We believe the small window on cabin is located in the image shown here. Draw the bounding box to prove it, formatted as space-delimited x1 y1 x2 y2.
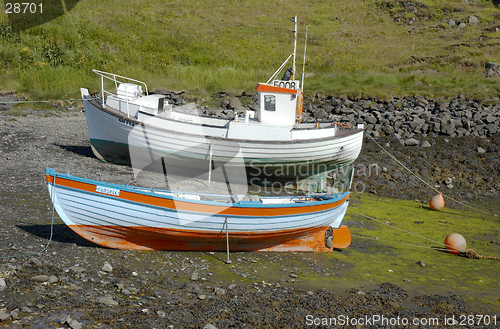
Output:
264 95 276 112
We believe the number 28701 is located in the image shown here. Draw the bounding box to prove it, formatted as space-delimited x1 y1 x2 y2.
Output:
5 3 43 14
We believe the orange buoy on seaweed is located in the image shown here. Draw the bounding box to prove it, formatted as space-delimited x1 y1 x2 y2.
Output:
429 193 445 211
444 233 466 255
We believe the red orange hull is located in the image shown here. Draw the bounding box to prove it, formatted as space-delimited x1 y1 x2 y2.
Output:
69 224 351 252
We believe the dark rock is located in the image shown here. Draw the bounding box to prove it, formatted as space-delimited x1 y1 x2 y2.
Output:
228 97 242 109
99 296 119 306
405 138 420 146
203 324 217 329
184 283 202 294
322 104 335 113
0 311 10 322
383 126 395 135
151 88 171 96
220 99 230 108
485 123 498 135
485 115 497 124
421 141 431 148
31 275 49 282
430 122 440 133
468 15 479 25
10 309 19 320
485 62 500 77
441 123 456 136
313 108 328 119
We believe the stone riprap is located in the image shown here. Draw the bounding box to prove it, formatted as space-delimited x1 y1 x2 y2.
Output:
150 90 500 145
191 94 500 141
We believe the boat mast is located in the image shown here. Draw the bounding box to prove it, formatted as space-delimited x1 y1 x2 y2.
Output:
301 25 308 93
292 16 297 80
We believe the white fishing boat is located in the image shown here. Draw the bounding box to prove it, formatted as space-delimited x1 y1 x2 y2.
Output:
45 167 351 252
80 17 363 186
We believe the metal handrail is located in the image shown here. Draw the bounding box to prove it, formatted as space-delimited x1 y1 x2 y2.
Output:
92 70 149 118
92 69 149 99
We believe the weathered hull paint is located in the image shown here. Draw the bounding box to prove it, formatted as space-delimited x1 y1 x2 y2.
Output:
68 224 351 252
46 168 351 252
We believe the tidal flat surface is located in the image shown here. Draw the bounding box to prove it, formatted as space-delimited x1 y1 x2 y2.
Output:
1 110 499 327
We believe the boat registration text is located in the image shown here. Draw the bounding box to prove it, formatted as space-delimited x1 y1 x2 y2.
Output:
96 186 120 196
118 118 135 127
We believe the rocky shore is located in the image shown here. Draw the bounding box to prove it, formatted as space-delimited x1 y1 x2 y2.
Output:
160 90 500 202
1 97 499 328
150 89 500 141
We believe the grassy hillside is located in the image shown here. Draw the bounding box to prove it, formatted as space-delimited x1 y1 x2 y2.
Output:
1 0 500 100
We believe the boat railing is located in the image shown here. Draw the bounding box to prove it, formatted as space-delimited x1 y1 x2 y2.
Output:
93 70 149 117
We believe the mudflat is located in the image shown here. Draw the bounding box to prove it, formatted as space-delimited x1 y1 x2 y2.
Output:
0 109 499 328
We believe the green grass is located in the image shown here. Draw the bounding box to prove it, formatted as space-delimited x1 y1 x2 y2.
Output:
1 0 500 100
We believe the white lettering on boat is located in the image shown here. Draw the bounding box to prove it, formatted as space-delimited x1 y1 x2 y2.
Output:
96 186 120 196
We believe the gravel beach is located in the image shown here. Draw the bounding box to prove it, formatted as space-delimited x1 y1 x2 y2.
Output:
1 106 499 328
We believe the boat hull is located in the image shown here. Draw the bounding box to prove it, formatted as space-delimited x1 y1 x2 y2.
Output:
83 96 364 182
67 224 351 252
45 168 351 252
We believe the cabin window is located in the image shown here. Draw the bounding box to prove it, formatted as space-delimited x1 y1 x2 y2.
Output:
264 95 276 112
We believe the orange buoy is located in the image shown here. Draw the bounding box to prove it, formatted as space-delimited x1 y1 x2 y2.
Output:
444 233 466 255
429 193 445 211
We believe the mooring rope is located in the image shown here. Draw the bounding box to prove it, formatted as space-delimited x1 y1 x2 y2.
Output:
365 134 497 217
351 234 449 253
348 208 444 246
462 249 500 260
349 207 500 260
0 174 56 259
0 98 86 104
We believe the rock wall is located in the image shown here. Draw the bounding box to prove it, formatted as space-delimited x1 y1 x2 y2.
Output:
302 94 500 142
153 90 500 142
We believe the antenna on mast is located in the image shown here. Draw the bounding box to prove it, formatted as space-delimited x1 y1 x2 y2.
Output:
292 16 297 80
301 25 308 92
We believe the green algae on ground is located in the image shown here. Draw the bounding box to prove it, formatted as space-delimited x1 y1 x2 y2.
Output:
156 193 499 311
108 193 499 311
330 193 500 310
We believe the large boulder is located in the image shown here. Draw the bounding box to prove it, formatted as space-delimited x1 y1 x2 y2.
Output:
468 15 479 25
485 62 500 77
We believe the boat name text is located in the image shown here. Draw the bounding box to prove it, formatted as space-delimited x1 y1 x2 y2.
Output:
118 118 135 127
96 186 120 196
